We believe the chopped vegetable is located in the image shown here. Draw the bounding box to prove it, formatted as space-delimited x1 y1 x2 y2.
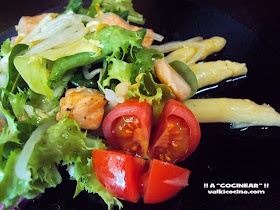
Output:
184 98 280 128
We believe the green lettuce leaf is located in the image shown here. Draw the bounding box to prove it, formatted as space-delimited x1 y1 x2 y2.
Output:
14 56 53 99
0 44 28 110
101 0 145 24
0 116 116 209
102 58 133 87
0 39 12 57
97 26 145 59
169 61 198 99
63 0 144 24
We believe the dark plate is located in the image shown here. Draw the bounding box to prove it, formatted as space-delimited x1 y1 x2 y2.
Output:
1 0 280 209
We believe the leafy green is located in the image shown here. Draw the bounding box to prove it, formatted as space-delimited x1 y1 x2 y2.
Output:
0 38 12 57
70 71 98 88
169 61 198 99
132 48 163 94
14 56 53 99
73 159 123 208
0 150 62 208
0 116 114 209
102 58 133 87
101 0 145 24
0 44 28 110
97 26 145 59
63 0 144 24
49 53 103 86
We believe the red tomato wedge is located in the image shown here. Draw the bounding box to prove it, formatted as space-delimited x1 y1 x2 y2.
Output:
102 99 153 157
142 159 191 204
92 149 145 203
149 99 201 164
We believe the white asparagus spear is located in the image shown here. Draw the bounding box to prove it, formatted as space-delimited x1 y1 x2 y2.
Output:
184 98 280 128
189 60 248 89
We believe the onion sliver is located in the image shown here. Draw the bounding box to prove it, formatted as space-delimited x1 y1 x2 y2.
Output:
146 30 164 42
28 19 70 42
149 37 203 53
185 42 206 65
21 15 53 44
83 67 101 80
55 27 88 48
25 24 84 55
15 121 57 180
74 14 94 22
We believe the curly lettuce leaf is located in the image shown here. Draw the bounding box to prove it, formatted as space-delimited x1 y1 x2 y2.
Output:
102 58 133 87
0 39 12 57
63 0 144 24
73 159 123 209
132 48 163 94
0 150 62 208
97 26 145 59
0 116 114 209
101 0 144 24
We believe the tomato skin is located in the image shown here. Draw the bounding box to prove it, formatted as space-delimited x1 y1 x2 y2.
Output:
102 99 153 157
142 159 191 204
149 99 201 164
92 149 146 203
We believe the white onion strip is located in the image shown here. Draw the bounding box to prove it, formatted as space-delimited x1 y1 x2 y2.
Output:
25 24 85 55
184 42 206 65
15 121 56 180
21 15 53 44
146 30 164 42
83 67 101 80
74 14 94 23
149 37 203 53
55 26 88 48
28 19 70 42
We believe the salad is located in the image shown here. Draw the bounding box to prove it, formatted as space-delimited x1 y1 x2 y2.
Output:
1 0 280 209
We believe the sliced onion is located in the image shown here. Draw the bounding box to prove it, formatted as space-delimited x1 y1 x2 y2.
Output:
21 15 53 44
23 105 35 117
74 14 94 23
41 14 80 32
55 26 88 48
15 121 57 180
185 42 206 65
25 24 85 55
146 30 164 42
83 67 101 80
149 37 203 53
28 19 70 42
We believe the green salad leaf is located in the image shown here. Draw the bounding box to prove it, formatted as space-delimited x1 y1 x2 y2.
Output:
0 39 12 57
0 44 28 110
169 61 198 99
0 115 116 209
63 0 144 24
14 56 53 99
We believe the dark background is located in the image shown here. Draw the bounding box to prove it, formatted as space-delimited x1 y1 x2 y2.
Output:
1 0 280 210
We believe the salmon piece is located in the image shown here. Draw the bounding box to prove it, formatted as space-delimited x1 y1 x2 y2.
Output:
153 59 191 101
56 87 107 130
101 13 155 48
18 13 58 35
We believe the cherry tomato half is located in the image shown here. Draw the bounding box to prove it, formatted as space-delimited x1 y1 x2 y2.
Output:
102 99 153 157
149 99 201 164
142 159 191 204
92 149 145 203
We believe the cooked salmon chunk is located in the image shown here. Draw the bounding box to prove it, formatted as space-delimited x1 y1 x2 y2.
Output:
56 87 107 130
